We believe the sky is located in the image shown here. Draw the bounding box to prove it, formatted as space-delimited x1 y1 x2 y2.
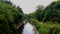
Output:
10 0 56 14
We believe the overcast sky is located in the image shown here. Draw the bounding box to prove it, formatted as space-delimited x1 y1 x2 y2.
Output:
10 0 56 14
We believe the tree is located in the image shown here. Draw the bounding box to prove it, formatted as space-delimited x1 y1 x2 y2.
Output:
0 1 23 34
35 5 45 21
43 1 60 23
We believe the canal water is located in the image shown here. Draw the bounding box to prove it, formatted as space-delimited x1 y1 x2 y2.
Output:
22 22 39 34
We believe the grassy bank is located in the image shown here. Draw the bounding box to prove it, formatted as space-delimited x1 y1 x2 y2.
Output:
29 19 60 34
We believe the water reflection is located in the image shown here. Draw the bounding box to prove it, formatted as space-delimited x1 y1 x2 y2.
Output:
22 23 34 34
22 22 39 34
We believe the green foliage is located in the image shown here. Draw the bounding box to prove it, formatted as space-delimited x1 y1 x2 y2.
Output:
28 6 44 22
0 0 60 34
43 1 60 23
19 1 60 34
0 1 23 34
28 1 60 34
29 19 60 34
28 1 60 23
35 5 45 21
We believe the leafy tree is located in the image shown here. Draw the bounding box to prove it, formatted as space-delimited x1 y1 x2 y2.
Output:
35 5 45 21
43 1 60 23
29 5 45 21
0 0 23 34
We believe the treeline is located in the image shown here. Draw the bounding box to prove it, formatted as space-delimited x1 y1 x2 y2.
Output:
28 1 60 34
0 0 24 34
28 1 60 23
0 0 60 34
